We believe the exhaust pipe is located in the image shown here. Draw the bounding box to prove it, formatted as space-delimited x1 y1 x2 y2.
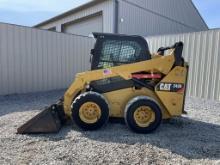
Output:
17 103 66 134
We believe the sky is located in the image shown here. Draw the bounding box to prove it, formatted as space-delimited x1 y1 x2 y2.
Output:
0 0 219 29
0 0 90 26
193 0 220 28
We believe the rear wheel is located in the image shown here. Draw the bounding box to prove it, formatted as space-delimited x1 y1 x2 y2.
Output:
71 92 109 130
124 96 162 133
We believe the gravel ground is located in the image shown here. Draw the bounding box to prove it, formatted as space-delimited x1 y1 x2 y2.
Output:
0 90 220 165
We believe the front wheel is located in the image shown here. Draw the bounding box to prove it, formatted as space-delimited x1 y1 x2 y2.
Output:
71 91 109 130
124 96 162 134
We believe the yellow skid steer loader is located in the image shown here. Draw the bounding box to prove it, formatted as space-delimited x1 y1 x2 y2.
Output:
17 33 188 134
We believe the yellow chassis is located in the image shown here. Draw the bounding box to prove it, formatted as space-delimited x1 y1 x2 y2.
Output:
64 50 188 119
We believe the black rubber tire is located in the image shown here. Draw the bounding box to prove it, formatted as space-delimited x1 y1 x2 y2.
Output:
71 91 109 130
124 97 162 134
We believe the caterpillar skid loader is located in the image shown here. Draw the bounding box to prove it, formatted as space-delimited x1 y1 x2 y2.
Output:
17 33 188 134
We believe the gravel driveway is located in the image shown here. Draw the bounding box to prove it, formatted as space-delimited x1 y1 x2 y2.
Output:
0 90 220 165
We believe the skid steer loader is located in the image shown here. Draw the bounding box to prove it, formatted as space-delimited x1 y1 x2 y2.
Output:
17 33 188 134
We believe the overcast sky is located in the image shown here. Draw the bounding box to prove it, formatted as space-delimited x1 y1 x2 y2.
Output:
0 0 219 29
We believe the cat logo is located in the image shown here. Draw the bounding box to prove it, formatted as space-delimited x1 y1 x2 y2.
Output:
159 83 172 91
157 83 184 92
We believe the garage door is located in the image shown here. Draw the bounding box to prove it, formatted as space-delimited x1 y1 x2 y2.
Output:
62 14 103 36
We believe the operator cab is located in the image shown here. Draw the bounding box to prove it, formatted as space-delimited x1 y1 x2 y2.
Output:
89 33 185 93
91 33 151 70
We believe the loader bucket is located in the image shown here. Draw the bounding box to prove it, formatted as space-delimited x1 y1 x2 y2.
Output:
17 105 64 134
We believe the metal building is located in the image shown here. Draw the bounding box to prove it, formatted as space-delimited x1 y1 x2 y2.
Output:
35 0 208 37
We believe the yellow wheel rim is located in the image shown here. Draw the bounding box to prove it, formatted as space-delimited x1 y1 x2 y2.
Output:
79 102 101 124
133 106 155 127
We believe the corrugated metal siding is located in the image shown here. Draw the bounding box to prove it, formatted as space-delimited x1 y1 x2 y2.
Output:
1 23 220 102
118 0 207 36
146 29 220 101
39 0 114 34
0 23 94 95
